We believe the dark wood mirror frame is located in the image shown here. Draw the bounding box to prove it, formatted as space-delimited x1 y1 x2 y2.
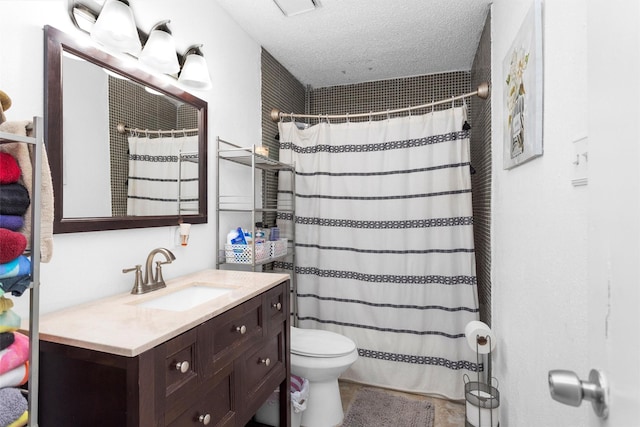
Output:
44 25 208 234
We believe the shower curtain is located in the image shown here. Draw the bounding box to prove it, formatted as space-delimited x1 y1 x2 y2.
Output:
277 105 480 399
127 135 198 216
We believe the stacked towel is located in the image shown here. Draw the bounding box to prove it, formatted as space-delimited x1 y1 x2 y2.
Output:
0 333 14 351
0 311 19 333
0 120 54 263
0 297 13 313
0 332 28 374
0 361 28 389
0 216 23 232
0 276 30 297
0 388 27 427
0 184 29 217
0 153 20 185
0 148 31 302
0 256 30 279
0 93 30 427
0 229 26 264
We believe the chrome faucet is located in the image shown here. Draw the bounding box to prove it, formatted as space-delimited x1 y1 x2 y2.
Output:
123 247 176 294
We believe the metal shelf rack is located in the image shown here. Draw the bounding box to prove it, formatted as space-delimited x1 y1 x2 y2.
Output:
215 136 297 318
0 116 43 427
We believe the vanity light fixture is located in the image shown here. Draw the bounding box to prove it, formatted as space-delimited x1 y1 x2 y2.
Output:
273 0 320 17
90 0 142 55
138 20 180 75
178 45 212 90
68 0 212 90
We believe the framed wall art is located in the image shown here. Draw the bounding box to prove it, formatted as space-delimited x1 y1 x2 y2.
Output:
503 0 544 169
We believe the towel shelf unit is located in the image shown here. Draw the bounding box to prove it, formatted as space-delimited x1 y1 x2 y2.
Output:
215 136 298 324
0 116 44 427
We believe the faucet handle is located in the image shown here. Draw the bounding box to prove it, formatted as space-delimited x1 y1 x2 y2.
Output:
154 260 169 288
123 265 144 294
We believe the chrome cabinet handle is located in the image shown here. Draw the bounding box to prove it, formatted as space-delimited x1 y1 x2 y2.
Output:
235 325 247 334
272 302 282 311
175 361 189 373
260 358 271 367
198 413 211 425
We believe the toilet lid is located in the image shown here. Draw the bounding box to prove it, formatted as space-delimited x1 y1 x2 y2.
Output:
291 327 357 358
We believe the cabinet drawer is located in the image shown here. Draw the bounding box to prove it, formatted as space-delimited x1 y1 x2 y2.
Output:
166 363 235 427
199 295 263 375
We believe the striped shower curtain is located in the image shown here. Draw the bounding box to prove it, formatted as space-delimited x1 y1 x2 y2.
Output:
277 105 480 399
127 135 198 216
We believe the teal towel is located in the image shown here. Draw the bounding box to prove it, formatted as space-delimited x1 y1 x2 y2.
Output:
0 387 27 426
0 256 30 279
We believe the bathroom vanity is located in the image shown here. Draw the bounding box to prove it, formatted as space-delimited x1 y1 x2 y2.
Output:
36 269 290 427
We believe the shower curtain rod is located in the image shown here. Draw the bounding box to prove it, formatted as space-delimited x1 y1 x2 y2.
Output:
116 123 199 136
270 82 490 122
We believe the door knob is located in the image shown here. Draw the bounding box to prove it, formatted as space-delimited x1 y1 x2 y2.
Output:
548 369 609 418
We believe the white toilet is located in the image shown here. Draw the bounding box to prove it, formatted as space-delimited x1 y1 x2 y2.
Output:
290 326 358 427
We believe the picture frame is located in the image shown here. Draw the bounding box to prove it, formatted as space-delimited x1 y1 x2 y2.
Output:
503 0 544 170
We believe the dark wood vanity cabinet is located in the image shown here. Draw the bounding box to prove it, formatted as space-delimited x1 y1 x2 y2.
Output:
38 281 290 427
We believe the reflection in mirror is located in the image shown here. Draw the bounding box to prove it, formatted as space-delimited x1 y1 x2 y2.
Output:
45 26 208 233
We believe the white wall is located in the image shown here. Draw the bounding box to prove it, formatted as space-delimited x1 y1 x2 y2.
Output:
491 0 590 426
0 1 262 317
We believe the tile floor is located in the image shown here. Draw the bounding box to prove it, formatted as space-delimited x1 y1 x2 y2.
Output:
338 380 466 427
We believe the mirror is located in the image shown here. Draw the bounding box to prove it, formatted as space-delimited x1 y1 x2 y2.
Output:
44 25 208 233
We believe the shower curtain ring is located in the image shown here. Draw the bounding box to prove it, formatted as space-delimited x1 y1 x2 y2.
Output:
369 111 373 122
346 113 349 123
183 129 187 137
387 109 391 120
290 112 294 123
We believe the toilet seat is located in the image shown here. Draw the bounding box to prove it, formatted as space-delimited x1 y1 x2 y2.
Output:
291 327 357 358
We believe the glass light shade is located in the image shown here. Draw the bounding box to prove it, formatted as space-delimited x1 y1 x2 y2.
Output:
90 0 142 55
138 29 180 75
178 53 212 90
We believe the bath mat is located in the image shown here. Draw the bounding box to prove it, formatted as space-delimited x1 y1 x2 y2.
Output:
342 387 434 427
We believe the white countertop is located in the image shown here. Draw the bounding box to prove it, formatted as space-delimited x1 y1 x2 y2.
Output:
37 269 290 357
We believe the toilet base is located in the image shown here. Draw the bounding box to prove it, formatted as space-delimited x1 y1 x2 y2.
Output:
301 378 344 427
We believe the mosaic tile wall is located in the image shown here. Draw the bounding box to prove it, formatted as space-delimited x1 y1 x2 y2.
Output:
261 49 306 229
108 78 198 216
470 14 492 326
307 71 471 122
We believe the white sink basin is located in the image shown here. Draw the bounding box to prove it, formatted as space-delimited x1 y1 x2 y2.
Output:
137 284 234 312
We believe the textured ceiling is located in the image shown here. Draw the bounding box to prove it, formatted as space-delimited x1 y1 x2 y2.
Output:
214 0 492 88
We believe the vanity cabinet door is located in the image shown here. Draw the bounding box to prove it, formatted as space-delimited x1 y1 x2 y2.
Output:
241 330 286 418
